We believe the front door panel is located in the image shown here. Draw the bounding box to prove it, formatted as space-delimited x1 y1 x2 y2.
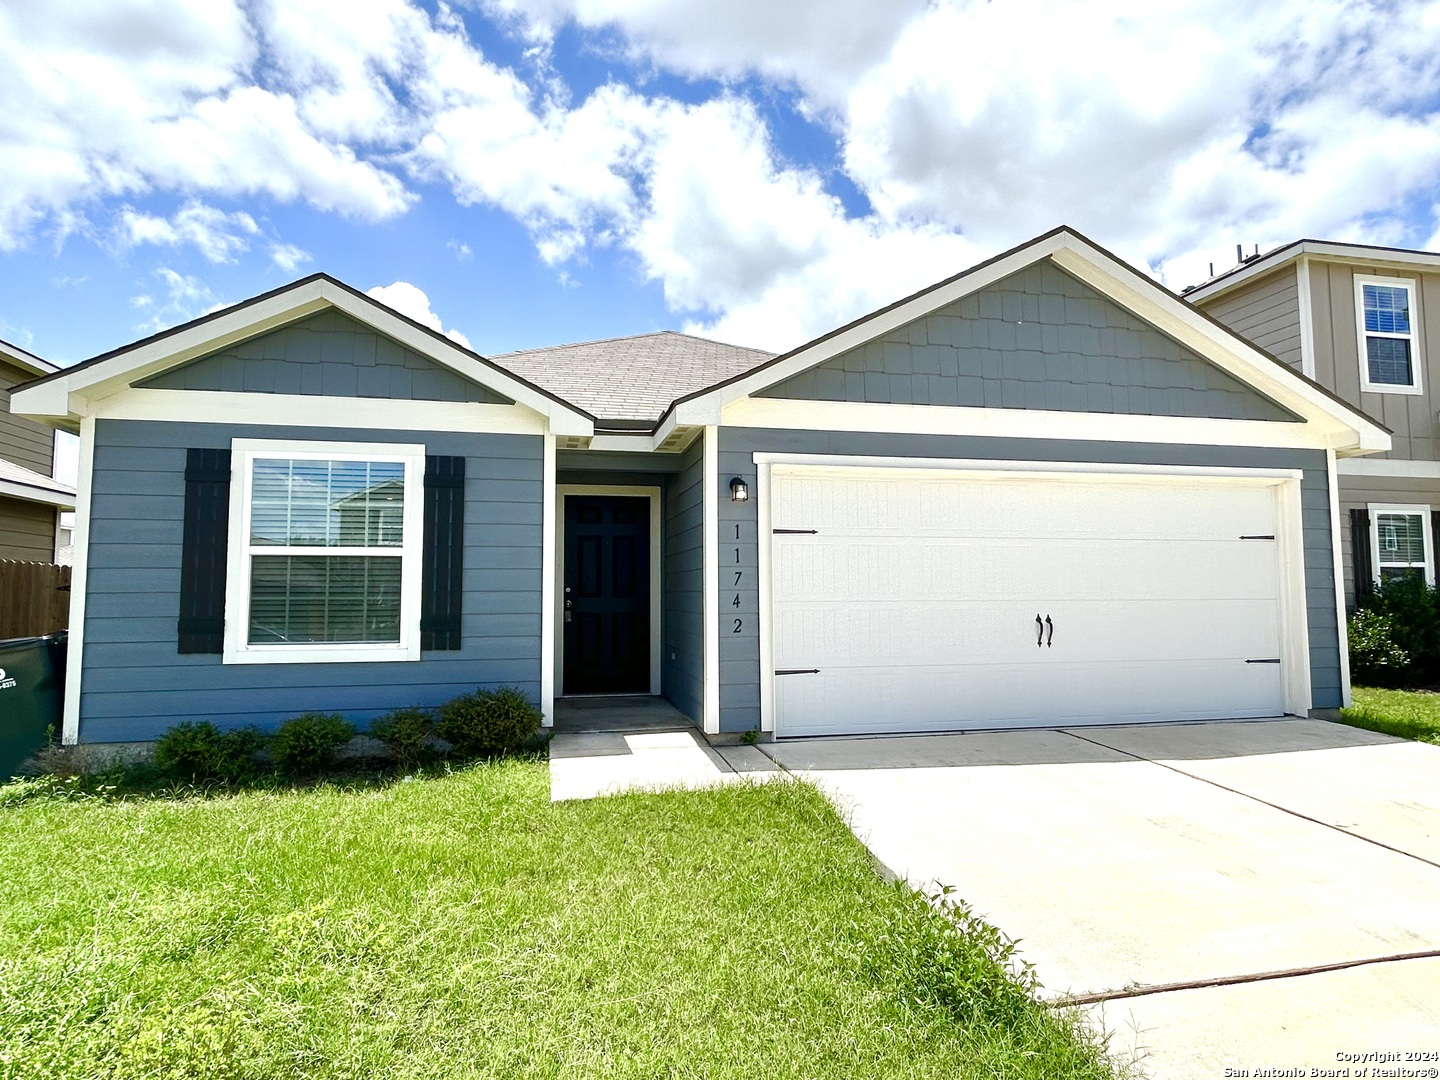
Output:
564 495 650 694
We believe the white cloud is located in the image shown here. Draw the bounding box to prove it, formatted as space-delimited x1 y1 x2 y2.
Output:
132 266 223 333
366 280 473 349
447 239 473 260
117 201 259 262
269 242 311 272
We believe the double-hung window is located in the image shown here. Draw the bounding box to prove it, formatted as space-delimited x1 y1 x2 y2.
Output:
1368 504 1434 587
224 440 426 663
1356 276 1422 394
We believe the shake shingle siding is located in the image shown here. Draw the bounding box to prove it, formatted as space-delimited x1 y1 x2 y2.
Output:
80 419 543 742
140 309 511 403
759 261 1298 422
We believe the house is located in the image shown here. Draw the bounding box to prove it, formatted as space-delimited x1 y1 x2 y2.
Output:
0 338 75 563
1187 241 1440 608
11 227 1388 746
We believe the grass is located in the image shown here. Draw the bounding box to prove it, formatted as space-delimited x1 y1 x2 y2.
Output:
1341 686 1440 746
0 759 1120 1079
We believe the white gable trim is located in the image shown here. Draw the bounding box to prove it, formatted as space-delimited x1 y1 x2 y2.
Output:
672 230 1387 455
11 277 594 437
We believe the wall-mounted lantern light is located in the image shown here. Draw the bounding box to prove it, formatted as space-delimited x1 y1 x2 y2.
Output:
729 476 750 503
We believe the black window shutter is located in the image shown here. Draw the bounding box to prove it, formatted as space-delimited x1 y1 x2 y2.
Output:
1350 507 1373 606
178 448 232 653
421 455 465 651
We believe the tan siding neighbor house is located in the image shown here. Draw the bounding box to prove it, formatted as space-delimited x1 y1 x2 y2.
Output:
1189 242 1440 606
0 340 75 563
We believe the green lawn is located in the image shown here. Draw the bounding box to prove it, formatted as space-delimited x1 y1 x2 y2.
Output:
1342 686 1440 746
0 760 1119 1079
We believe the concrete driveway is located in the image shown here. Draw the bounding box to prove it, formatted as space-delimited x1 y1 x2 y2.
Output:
766 719 1440 1080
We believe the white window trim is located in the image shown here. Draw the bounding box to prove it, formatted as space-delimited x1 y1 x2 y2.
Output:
1355 275 1422 396
1367 503 1434 587
224 438 427 664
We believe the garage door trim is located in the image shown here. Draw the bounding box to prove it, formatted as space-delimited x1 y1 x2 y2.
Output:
753 453 1311 736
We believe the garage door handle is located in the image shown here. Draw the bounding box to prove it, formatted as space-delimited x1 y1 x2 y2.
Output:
1045 615 1054 647
1036 614 1044 647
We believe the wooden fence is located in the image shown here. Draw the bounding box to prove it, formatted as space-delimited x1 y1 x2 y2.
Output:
0 560 71 639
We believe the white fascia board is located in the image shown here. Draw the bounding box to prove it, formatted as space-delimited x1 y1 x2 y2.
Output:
13 283 332 422
1336 457 1440 478
11 278 595 438
1048 242 1389 453
0 340 58 377
92 388 549 435
0 479 75 508
677 229 1385 456
723 394 1350 452
1188 241 1440 304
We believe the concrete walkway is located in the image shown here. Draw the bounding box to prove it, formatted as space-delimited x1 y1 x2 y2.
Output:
766 719 1440 1080
549 728 779 801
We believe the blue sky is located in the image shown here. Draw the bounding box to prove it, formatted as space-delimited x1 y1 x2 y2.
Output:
4 0 1440 381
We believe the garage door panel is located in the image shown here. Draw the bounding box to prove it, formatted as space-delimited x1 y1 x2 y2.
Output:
775 537 1277 603
770 468 1293 737
774 660 1284 737
775 475 1276 542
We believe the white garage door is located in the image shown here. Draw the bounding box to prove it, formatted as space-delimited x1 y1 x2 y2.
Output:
769 467 1291 737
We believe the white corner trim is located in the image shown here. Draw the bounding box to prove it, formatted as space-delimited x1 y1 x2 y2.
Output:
91 388 550 435
1296 256 1316 380
725 396 1345 451
552 485 664 698
755 461 775 733
1327 449 1352 708
1366 502 1436 588
1354 274 1423 397
60 415 95 745
1336 457 1440 478
1275 476 1314 717
702 425 720 734
223 439 427 664
540 435 557 726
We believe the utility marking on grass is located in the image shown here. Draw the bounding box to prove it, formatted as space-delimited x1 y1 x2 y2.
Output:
1060 727 1440 874
1050 947 1440 1007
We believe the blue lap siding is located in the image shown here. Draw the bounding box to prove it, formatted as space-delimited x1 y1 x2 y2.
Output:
79 419 542 742
715 428 1342 734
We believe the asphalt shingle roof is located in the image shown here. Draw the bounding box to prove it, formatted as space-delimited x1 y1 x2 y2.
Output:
492 330 775 424
0 458 76 502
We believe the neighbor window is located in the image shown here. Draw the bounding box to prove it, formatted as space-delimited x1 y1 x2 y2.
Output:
1368 504 1434 587
1356 276 1421 394
224 439 425 663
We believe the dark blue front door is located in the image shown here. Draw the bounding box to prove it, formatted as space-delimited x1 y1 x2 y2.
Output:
563 495 650 694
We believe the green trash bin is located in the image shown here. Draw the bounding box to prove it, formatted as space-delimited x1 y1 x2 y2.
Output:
0 631 67 777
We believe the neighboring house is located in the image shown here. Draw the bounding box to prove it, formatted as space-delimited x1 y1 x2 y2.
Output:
1187 241 1440 608
11 227 1388 747
0 338 75 562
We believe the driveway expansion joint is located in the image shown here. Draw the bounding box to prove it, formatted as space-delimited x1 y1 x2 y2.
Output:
1049 947 1440 1007
1059 727 1440 873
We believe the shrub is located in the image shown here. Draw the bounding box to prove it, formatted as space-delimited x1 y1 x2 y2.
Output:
1355 575 1440 686
1348 608 1411 687
270 712 355 774
436 686 542 758
370 706 436 769
154 721 263 780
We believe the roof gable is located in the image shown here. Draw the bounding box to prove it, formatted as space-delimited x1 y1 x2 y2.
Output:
10 274 594 436
662 226 1388 454
758 260 1297 422
139 309 511 404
